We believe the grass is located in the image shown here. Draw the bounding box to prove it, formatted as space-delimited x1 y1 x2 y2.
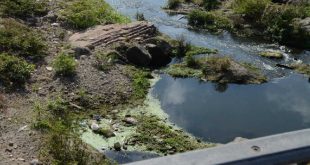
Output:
291 63 310 77
61 0 130 29
33 98 107 164
0 18 47 60
134 115 209 155
132 69 151 100
232 0 271 20
95 51 120 72
165 64 202 78
0 0 48 19
188 10 232 32
0 53 34 87
53 53 77 76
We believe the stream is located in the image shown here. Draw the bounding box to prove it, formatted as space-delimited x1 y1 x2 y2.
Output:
103 0 310 163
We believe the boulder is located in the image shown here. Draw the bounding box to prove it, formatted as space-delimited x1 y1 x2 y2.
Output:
125 45 152 67
146 44 172 67
285 17 310 49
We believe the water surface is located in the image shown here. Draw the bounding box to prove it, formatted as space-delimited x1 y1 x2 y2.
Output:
106 0 310 143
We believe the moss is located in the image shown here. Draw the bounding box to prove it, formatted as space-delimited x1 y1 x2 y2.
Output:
0 0 48 19
186 45 218 56
0 53 34 87
131 69 152 100
134 116 210 155
188 10 233 32
165 63 202 78
291 63 310 77
61 0 130 29
259 51 283 59
166 56 267 84
0 18 47 60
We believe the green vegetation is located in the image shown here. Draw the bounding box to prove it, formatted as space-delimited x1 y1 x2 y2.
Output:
0 18 47 59
166 0 182 9
291 63 310 77
259 51 283 59
135 116 209 154
188 10 232 31
260 4 309 45
131 69 151 100
61 0 130 29
166 56 266 84
0 53 34 86
202 0 221 11
95 51 120 72
232 0 270 20
33 98 107 164
166 64 202 78
0 0 48 19
172 36 217 57
53 53 77 76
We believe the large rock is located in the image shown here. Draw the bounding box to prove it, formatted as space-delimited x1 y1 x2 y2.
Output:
69 21 157 50
125 45 152 67
285 17 310 49
146 44 172 67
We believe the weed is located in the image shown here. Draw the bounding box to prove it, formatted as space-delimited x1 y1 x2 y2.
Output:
53 53 77 76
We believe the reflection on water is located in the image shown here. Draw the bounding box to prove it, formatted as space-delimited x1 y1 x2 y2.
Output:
104 151 158 164
153 74 310 143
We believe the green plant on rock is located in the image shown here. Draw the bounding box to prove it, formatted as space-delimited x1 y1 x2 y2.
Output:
0 0 48 19
0 18 47 59
61 0 129 29
53 53 77 76
0 53 34 86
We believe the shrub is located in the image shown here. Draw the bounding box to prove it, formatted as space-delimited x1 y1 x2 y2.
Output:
261 4 308 43
166 0 182 9
0 53 34 86
53 53 77 76
61 0 129 29
0 0 48 18
188 10 232 31
232 0 271 20
0 19 47 59
202 0 221 11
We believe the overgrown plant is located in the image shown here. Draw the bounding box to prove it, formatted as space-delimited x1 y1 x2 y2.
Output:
53 53 77 76
61 0 129 29
0 0 48 19
0 18 47 59
0 53 34 86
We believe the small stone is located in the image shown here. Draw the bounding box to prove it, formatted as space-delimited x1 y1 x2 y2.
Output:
90 122 100 131
9 142 14 146
18 158 25 162
46 67 53 71
123 117 138 125
5 148 12 152
51 23 59 27
114 142 122 151
30 159 41 165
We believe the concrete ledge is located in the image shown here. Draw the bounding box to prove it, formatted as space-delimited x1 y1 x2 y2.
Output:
126 129 310 165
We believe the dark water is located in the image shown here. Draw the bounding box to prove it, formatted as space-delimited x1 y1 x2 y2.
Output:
105 0 310 143
104 151 158 164
152 74 310 143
